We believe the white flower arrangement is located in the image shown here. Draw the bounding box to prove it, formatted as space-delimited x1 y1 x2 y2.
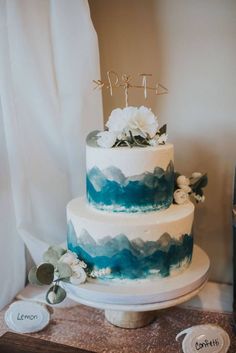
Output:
174 172 208 205
59 251 87 285
28 246 112 305
97 106 167 148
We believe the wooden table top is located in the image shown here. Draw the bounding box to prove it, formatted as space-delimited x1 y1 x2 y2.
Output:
0 304 236 353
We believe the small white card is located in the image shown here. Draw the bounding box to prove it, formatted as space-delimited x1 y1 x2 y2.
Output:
176 324 230 353
5 300 50 333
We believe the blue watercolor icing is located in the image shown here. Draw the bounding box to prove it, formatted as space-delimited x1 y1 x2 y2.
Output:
86 161 174 213
67 221 193 280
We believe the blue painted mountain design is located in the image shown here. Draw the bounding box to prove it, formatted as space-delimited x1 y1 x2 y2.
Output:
86 161 174 212
67 221 193 280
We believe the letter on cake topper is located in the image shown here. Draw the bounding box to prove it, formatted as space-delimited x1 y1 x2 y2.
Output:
93 71 168 107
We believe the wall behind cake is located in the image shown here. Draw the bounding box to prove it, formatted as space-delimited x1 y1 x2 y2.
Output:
89 0 236 283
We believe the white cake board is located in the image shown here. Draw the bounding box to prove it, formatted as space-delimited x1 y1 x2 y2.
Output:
64 245 210 328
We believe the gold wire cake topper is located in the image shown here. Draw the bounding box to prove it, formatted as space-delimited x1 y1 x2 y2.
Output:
93 71 168 107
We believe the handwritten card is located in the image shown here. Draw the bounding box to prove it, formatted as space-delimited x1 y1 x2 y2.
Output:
176 324 230 353
5 301 50 333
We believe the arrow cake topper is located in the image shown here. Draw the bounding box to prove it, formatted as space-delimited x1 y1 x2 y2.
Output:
93 71 168 107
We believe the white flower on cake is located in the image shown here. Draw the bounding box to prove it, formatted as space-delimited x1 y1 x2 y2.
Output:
70 263 87 285
179 184 192 193
59 251 79 266
127 106 158 138
174 189 189 205
177 175 190 187
97 106 165 148
106 106 138 137
59 250 87 285
97 131 117 148
174 172 207 205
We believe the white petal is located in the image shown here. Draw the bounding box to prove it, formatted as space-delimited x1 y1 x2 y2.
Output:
97 131 117 148
174 189 189 205
59 251 78 266
177 175 190 186
70 266 87 285
179 185 192 193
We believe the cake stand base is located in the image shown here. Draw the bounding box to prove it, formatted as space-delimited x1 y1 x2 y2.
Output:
105 310 157 329
64 245 210 328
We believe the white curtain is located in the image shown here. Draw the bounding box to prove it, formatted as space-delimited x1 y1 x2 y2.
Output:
0 0 103 309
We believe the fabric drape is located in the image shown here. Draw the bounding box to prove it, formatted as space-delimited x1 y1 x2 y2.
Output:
0 0 103 309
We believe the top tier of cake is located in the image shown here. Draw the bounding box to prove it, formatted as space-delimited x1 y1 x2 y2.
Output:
86 131 174 213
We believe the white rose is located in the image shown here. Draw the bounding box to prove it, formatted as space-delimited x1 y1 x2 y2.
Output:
177 175 190 187
70 264 87 285
106 107 137 135
192 172 202 179
174 189 189 205
178 185 192 193
59 251 78 266
157 133 168 144
128 106 159 138
97 131 117 148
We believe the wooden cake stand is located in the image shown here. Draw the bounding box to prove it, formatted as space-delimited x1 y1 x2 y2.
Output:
64 245 210 329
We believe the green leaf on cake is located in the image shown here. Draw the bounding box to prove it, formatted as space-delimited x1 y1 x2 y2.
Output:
57 262 73 279
191 174 208 193
49 245 67 258
158 124 167 135
43 246 66 266
28 266 44 286
43 249 59 266
36 263 54 285
46 285 66 305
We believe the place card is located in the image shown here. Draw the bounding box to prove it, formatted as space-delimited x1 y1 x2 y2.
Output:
5 300 50 333
176 324 230 353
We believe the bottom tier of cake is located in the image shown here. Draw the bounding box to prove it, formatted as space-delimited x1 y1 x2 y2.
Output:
67 197 194 280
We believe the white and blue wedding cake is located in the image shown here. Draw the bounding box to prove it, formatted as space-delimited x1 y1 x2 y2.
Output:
67 106 207 281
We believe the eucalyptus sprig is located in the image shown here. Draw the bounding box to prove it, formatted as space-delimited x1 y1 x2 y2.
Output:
28 246 112 305
28 246 86 305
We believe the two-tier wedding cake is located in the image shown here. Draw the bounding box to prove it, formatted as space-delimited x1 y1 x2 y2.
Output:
67 106 206 281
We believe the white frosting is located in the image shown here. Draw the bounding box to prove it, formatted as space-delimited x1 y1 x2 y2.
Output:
86 132 174 176
67 197 194 241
